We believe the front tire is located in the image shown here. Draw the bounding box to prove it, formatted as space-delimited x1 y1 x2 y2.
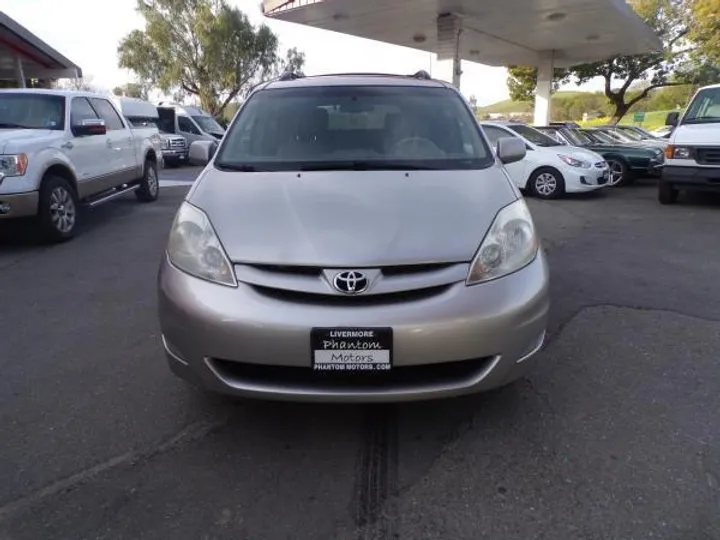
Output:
136 158 159 202
606 158 631 187
658 181 679 205
38 175 78 243
528 167 565 199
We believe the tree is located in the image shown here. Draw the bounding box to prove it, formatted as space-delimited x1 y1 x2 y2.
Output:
507 0 692 123
118 0 304 118
688 0 720 62
112 82 150 100
56 75 101 92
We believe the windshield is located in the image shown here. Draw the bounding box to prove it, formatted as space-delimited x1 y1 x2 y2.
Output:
682 87 720 124
192 115 224 133
507 124 564 147
126 115 158 129
582 130 612 144
561 128 592 146
0 93 65 130
616 127 643 141
598 129 631 143
215 85 493 171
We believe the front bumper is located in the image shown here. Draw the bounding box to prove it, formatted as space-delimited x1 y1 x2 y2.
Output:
162 149 188 161
158 252 550 403
647 160 664 177
563 165 608 193
0 191 39 219
662 165 720 192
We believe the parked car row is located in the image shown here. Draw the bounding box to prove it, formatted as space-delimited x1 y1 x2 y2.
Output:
115 99 225 168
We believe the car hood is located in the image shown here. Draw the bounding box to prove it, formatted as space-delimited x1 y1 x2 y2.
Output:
0 129 57 153
188 167 517 267
586 143 655 156
548 146 604 163
671 123 720 145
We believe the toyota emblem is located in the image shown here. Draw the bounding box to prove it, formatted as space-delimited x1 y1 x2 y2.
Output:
332 271 369 294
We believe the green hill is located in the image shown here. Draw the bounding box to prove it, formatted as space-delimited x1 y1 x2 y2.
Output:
477 91 588 114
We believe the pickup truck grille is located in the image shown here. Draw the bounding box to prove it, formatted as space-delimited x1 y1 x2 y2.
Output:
170 138 186 150
696 147 720 165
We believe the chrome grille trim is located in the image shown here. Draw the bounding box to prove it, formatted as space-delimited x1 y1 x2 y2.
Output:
234 262 470 297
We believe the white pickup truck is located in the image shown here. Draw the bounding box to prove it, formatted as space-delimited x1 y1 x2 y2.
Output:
0 89 162 241
660 83 720 204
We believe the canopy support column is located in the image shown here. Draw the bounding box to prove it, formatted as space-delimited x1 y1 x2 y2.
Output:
533 51 554 125
434 13 463 88
16 55 26 88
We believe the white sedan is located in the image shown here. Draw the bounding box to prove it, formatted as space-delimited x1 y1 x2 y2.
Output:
480 121 609 199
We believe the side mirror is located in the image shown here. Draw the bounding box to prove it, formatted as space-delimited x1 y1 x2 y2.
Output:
666 111 680 127
188 140 218 166
72 118 106 137
497 137 526 164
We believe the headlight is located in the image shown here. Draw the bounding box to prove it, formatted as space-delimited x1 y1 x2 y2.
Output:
163 139 171 149
666 146 691 159
166 202 237 287
558 154 591 168
466 199 539 285
0 154 29 177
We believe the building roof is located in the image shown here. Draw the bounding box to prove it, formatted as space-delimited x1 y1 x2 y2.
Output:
0 11 82 80
262 0 662 68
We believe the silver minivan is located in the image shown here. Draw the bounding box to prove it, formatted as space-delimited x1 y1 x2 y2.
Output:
158 72 550 403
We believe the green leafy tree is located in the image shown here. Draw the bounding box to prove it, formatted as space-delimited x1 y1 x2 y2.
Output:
688 0 720 62
112 82 150 100
507 0 692 124
117 0 304 118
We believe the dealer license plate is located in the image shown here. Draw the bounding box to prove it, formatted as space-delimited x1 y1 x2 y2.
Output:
311 328 393 372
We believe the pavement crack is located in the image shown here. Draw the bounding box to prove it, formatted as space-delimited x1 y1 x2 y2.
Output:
351 406 399 540
0 416 227 521
545 302 720 347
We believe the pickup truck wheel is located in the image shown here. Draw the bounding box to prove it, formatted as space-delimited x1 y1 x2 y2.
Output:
658 181 679 205
38 176 78 243
136 159 159 202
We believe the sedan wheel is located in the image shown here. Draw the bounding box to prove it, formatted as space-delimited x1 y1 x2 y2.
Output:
530 168 565 199
606 159 628 187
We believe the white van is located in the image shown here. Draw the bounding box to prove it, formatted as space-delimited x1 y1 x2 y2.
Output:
112 97 189 167
156 103 225 146
660 83 720 204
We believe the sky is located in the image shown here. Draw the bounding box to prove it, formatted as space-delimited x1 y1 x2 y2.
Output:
3 0 604 106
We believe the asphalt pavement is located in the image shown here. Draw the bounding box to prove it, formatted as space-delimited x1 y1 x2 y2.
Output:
1 171 719 540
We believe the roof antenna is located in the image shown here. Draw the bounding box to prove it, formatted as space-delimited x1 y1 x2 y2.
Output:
410 70 432 80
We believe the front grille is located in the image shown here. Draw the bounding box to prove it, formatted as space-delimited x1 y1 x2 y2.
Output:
251 264 322 277
210 356 495 390
381 263 454 277
696 147 720 165
170 138 186 150
250 283 451 305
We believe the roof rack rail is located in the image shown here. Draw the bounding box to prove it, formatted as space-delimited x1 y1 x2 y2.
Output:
278 70 304 81
410 70 432 80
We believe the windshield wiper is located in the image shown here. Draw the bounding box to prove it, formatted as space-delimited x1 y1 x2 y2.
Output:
0 122 33 129
299 161 438 171
214 162 262 172
683 116 720 124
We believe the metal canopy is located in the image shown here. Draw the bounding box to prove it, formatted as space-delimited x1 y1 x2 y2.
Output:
0 11 82 81
262 0 662 68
